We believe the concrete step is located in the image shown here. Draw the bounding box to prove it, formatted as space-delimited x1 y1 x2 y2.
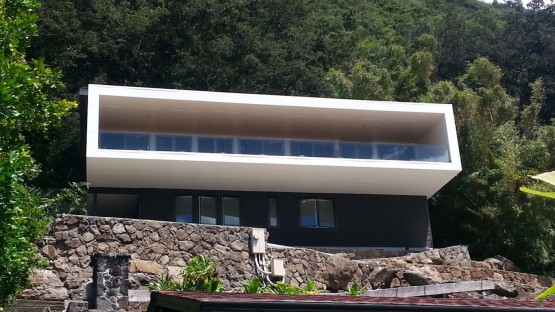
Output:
364 280 495 298
6 299 65 312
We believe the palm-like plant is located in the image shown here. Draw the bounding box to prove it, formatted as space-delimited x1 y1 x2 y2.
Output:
520 171 555 199
148 272 178 291
149 255 224 292
520 171 555 304
242 276 263 293
347 282 368 296
181 255 224 292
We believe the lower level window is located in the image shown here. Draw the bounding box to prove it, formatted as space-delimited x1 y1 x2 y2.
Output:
268 198 279 227
199 196 217 225
222 197 240 225
175 196 193 223
300 199 335 228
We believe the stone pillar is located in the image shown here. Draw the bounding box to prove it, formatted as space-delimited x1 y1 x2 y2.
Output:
91 253 130 310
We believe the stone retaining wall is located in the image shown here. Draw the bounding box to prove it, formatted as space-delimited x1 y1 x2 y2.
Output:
23 215 259 301
20 215 554 304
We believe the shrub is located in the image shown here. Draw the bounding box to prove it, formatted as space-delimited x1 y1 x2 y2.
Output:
149 255 224 292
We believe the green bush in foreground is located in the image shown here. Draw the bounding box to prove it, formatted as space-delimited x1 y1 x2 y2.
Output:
520 171 555 304
241 276 322 295
149 255 224 292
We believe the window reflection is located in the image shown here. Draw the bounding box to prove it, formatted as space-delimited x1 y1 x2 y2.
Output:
99 132 449 163
199 196 217 225
291 141 334 157
300 199 335 228
99 133 149 150
156 135 192 152
377 143 416 161
175 196 193 223
199 137 232 153
222 197 240 226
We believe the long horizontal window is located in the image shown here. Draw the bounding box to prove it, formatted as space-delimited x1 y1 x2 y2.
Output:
98 131 450 163
156 135 192 152
100 133 150 150
291 141 334 157
240 139 284 155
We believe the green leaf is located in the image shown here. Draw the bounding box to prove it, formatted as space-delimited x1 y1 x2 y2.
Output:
529 172 555 186
536 284 555 304
519 187 555 199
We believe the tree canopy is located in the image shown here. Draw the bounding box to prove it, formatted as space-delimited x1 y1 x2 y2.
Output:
0 0 75 304
8 0 555 276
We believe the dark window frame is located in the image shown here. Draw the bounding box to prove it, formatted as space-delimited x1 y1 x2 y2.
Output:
299 198 336 228
175 195 194 223
268 198 279 228
173 194 241 226
222 196 241 226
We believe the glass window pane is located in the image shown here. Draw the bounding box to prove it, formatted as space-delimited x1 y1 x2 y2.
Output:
415 144 449 162
198 137 215 153
222 197 240 226
175 136 192 152
125 134 150 150
301 142 313 157
175 196 193 223
240 139 263 155
290 141 303 156
300 199 317 227
199 196 217 225
313 142 334 157
156 135 173 151
396 144 415 161
94 194 137 218
317 199 335 228
99 133 125 149
377 143 396 160
268 198 278 227
356 144 374 159
340 143 356 158
216 138 233 153
378 143 415 160
263 140 284 155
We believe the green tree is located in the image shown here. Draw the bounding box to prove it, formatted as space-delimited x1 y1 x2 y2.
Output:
428 60 555 274
0 0 75 305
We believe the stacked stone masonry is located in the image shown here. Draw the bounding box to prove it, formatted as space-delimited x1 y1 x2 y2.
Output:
21 215 555 306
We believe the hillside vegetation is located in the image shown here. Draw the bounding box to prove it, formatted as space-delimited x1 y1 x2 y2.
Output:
25 0 555 274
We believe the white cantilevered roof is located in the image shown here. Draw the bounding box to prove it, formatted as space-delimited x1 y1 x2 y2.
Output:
86 84 461 197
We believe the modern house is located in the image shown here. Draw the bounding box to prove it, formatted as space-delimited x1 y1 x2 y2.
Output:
82 84 461 249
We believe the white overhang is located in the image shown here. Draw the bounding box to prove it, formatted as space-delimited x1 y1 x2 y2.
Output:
86 84 462 197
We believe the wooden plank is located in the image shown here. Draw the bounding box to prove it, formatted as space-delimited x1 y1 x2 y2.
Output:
364 280 496 298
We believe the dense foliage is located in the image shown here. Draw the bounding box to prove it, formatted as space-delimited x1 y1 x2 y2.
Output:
16 0 555 275
0 0 75 305
242 276 321 294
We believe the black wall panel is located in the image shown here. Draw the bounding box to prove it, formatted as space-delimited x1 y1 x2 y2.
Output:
89 187 429 248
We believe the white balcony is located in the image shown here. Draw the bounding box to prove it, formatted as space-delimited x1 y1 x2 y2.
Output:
86 84 461 197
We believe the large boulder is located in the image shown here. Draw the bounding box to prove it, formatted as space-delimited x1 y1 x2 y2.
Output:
493 282 519 298
402 266 443 286
367 267 398 289
494 255 521 272
129 259 164 275
19 269 69 301
324 255 358 291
